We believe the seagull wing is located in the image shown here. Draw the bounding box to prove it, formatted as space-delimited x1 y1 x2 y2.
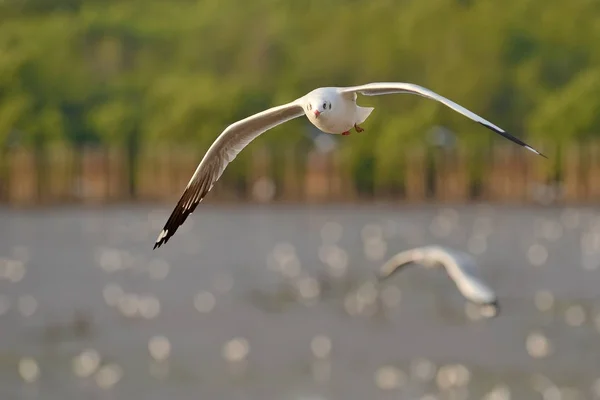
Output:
378 246 497 306
339 82 546 157
423 246 498 305
153 100 305 249
376 249 421 280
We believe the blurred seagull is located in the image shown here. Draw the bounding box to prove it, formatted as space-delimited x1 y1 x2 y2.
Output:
153 82 546 249
377 245 499 312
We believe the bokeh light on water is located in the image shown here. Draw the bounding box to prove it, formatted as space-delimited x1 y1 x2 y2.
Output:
18 357 40 383
72 349 101 378
2 205 600 399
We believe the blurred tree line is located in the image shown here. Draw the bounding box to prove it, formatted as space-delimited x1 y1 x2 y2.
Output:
0 0 599 191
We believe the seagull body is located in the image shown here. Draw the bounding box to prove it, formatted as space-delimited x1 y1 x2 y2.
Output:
153 82 545 249
303 87 374 135
377 245 498 308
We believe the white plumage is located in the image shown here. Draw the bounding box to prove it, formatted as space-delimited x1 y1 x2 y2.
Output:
377 245 498 309
154 83 545 249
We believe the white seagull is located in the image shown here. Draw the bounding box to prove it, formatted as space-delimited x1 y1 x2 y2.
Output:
153 82 545 249
377 245 498 309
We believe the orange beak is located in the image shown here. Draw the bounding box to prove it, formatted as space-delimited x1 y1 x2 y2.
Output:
314 110 321 118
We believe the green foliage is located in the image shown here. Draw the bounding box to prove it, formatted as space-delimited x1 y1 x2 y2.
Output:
0 0 598 174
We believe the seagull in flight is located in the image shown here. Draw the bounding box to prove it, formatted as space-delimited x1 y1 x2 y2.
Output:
153 82 545 249
377 245 498 311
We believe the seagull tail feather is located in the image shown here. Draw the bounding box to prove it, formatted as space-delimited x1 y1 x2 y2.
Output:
356 106 374 125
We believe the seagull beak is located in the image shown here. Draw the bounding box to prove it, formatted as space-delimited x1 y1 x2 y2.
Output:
314 110 320 118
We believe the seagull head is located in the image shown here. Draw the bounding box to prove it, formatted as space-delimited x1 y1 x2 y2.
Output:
307 99 332 119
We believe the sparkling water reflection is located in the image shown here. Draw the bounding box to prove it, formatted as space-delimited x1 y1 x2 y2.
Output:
0 204 599 399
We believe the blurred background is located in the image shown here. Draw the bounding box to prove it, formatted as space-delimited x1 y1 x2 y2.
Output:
1 0 600 399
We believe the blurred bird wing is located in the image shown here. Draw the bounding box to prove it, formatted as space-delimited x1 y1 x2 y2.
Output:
377 249 421 280
153 100 305 249
378 245 497 305
424 246 497 305
339 82 545 157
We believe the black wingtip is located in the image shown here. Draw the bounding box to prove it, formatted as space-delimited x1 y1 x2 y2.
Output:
153 238 168 250
153 229 170 250
477 122 548 159
524 145 548 159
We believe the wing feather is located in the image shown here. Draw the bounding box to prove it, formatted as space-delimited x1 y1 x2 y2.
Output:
153 100 305 249
339 82 546 157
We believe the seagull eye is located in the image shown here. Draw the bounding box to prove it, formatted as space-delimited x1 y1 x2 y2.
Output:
328 103 332 109
308 104 312 111
323 102 327 109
